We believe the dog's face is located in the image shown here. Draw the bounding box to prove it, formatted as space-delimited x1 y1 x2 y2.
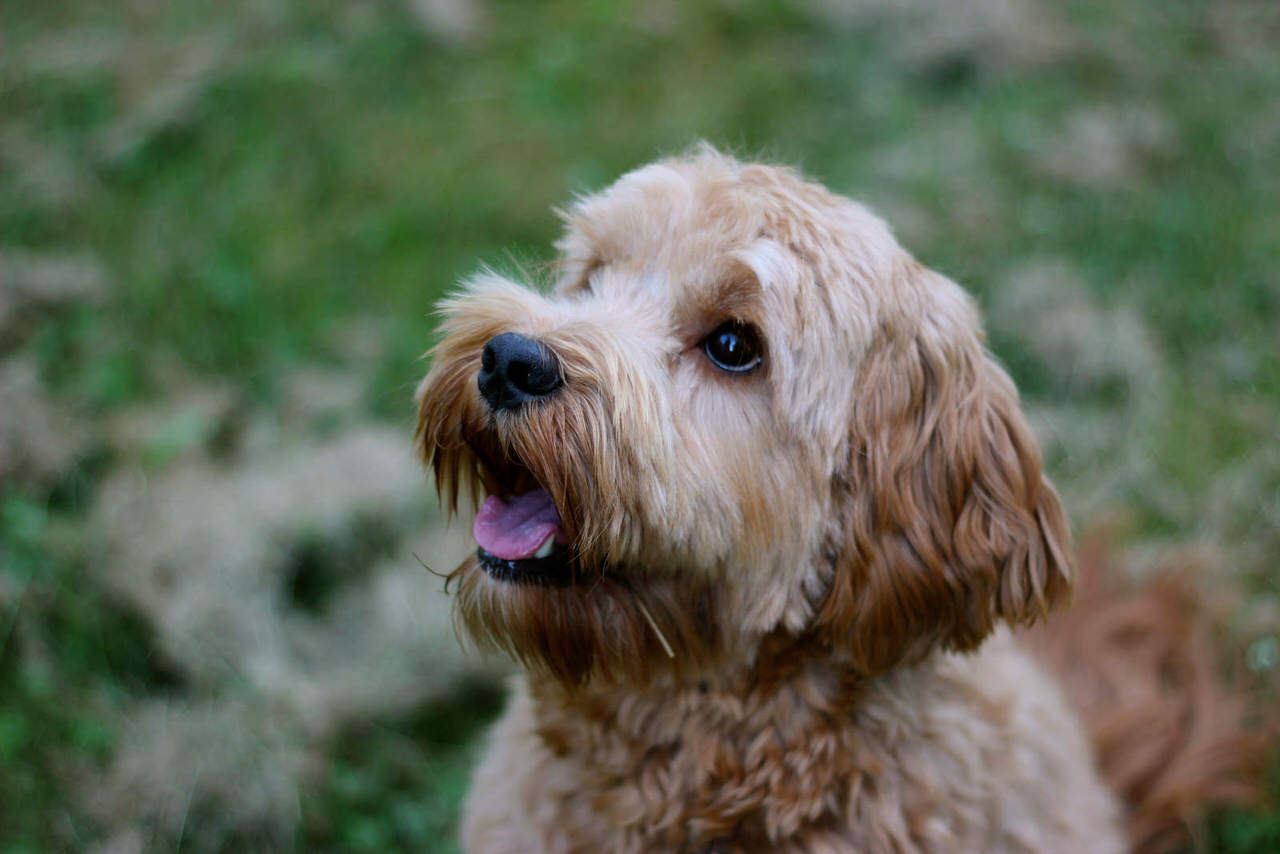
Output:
416 148 1072 684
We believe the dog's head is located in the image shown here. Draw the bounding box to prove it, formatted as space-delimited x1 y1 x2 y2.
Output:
416 147 1071 684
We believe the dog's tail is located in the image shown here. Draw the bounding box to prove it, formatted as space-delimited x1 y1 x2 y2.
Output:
1024 531 1276 854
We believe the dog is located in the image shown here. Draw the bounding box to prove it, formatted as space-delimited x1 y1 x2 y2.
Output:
415 146 1264 853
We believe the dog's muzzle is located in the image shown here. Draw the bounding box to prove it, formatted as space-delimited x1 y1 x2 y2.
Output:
478 332 563 412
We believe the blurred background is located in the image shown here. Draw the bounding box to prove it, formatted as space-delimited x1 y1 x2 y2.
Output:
2 0 1278 851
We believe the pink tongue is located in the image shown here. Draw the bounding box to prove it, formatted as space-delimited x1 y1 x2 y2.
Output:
474 489 564 560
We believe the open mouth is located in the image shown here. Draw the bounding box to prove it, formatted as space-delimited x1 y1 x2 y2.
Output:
473 487 575 586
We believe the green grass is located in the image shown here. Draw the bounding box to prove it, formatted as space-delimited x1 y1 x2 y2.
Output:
302 678 505 854
2 0 1278 850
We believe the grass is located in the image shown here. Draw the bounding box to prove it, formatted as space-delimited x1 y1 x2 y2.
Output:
2 0 1278 850
303 678 505 854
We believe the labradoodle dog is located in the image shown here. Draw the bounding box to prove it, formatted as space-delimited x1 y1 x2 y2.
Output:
415 147 1264 854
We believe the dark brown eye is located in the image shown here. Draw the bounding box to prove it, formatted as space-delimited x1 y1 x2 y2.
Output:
702 321 762 373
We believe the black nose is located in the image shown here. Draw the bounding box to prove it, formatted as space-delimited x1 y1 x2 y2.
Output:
478 332 563 411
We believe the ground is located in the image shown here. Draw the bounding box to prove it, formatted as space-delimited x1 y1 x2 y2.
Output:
0 0 1277 852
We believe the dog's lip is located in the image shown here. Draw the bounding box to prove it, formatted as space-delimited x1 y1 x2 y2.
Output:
472 487 580 586
476 546 576 586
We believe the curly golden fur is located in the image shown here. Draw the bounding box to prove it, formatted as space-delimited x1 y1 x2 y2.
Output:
414 147 1259 853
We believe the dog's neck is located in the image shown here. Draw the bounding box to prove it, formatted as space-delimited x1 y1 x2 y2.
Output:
523 632 891 851
534 630 859 712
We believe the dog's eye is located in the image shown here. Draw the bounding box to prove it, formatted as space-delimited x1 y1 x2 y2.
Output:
702 321 762 373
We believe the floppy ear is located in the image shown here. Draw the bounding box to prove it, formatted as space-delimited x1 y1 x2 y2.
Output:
817 263 1073 675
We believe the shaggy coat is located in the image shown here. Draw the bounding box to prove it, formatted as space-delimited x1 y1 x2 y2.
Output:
416 147 1264 854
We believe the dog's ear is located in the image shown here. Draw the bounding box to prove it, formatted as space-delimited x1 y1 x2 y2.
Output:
817 262 1072 674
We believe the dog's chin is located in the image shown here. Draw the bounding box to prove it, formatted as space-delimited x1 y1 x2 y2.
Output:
448 552 721 685
476 546 577 587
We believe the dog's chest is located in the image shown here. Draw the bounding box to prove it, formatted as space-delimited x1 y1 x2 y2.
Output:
524 670 882 853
